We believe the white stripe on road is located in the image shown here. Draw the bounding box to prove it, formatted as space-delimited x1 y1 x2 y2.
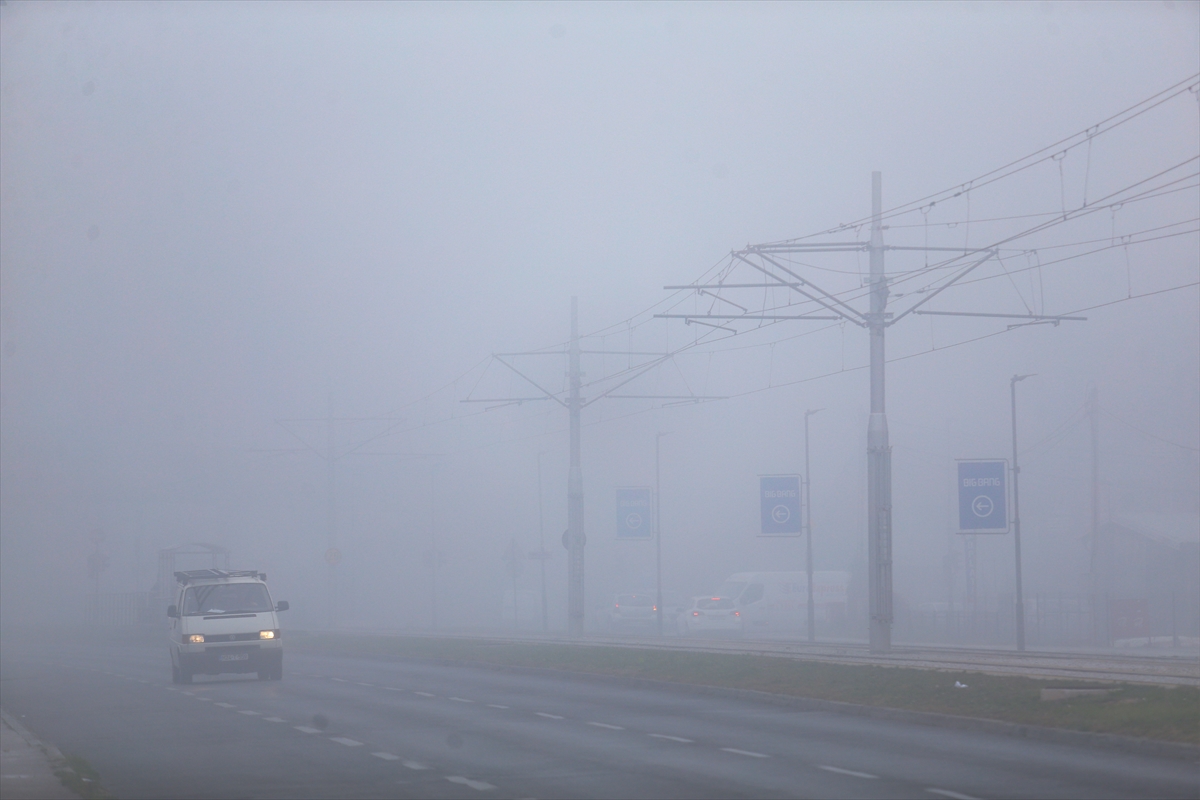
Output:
294 726 322 734
356 682 374 687
535 712 564 719
181 691 194 696
371 752 399 761
449 697 474 703
402 760 429 770
263 717 286 723
926 790 981 800
587 722 624 730
215 703 237 708
237 710 261 716
721 748 769 758
414 691 435 697
385 687 403 691
819 766 878 779
648 733 693 743
485 704 508 709
195 697 211 702
446 776 495 792
331 737 363 747
331 677 348 683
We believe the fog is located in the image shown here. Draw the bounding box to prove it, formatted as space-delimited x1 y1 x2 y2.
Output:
2 1 1197 643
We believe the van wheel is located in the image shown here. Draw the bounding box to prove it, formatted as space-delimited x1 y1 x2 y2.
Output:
171 663 181 684
257 669 270 681
272 661 283 681
180 669 193 684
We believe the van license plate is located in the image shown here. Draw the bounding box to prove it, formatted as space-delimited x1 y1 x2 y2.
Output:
219 653 249 662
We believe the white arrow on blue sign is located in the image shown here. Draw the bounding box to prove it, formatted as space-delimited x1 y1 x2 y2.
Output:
615 487 653 539
759 475 802 536
957 460 1008 533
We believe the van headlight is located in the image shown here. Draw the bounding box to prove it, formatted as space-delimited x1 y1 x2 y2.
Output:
188 634 205 644
259 630 277 640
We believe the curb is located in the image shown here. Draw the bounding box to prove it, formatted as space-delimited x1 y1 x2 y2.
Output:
0 709 66 763
304 647 1200 762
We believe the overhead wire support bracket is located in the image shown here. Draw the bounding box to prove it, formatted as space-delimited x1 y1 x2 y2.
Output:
913 310 1087 322
731 250 868 326
655 313 842 321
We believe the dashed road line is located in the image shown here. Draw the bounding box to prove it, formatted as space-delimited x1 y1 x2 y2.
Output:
295 726 322 734
535 712 564 720
263 717 286 723
722 748 769 758
587 722 624 730
819 765 878 779
446 776 495 792
181 691 195 696
485 704 509 709
195 697 212 702
385 687 404 691
237 710 261 716
648 733 693 743
331 677 348 683
356 682 374 687
372 752 400 761
330 737 363 747
449 697 474 703
414 691 436 697
215 702 237 709
926 790 981 800
402 760 429 771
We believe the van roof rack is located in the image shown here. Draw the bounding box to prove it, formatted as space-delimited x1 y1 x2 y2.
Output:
173 569 265 585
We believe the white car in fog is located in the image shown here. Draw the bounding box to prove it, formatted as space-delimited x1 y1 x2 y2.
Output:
678 596 743 637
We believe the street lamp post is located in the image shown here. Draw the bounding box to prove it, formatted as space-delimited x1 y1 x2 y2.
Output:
1010 373 1034 652
655 432 668 638
804 409 822 643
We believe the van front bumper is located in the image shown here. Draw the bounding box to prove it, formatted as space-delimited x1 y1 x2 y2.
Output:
178 641 282 675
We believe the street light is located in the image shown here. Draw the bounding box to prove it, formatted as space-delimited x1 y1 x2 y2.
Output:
1010 374 1035 652
804 409 822 643
655 432 669 638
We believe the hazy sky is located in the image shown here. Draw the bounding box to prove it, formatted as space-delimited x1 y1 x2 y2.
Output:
2 1 1197 630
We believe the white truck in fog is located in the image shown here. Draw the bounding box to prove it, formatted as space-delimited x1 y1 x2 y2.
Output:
167 569 289 683
713 571 850 636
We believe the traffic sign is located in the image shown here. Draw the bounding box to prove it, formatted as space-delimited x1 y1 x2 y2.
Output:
957 460 1008 533
616 487 653 539
759 475 802 536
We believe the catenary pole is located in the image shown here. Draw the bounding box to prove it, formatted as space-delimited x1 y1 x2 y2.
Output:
655 432 667 637
867 172 894 654
1011 373 1034 651
537 451 549 633
805 409 821 642
567 297 586 637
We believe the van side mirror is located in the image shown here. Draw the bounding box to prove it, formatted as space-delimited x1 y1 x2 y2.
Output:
167 605 178 618
275 601 289 612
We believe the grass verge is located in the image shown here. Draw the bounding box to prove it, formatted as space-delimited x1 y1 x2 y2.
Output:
290 633 1199 744
54 753 114 800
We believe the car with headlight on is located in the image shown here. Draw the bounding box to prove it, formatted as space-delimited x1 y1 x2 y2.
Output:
167 569 289 683
678 596 743 637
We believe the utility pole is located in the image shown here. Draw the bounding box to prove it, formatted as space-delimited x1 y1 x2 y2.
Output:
867 172 893 654
1011 373 1034 652
326 393 338 630
567 297 586 637
804 409 822 643
537 451 549 633
1089 384 1100 575
655 432 667 638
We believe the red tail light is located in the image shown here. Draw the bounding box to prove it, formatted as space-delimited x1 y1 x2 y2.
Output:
653 605 658 611
692 611 700 616
733 611 740 616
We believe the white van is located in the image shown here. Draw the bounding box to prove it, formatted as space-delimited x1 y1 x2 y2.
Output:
167 569 289 683
714 571 849 635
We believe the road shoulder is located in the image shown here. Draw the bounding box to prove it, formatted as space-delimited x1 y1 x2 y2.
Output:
1 709 80 800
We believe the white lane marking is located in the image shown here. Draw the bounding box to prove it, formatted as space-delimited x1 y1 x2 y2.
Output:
819 766 878 779
263 717 287 723
137 679 149 684
215 702 237 708
485 704 509 709
385 687 403 691
402 760 429 770
356 682 374 687
648 733 693 743
181 691 194 696
331 737 363 747
331 677 348 683
372 752 399 761
535 712 564 719
294 726 322 734
446 776 495 792
587 722 624 730
449 697 474 703
414 691 436 697
238 710 261 716
195 697 212 702
926 790 981 800
165 687 178 692
722 748 769 758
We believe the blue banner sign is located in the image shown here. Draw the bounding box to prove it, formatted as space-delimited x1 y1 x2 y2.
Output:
957 460 1008 533
759 475 802 536
616 487 653 539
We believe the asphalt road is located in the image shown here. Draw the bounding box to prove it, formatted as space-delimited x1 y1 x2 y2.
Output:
1 638 1195 800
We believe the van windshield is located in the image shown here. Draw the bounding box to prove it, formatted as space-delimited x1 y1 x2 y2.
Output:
182 583 272 615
